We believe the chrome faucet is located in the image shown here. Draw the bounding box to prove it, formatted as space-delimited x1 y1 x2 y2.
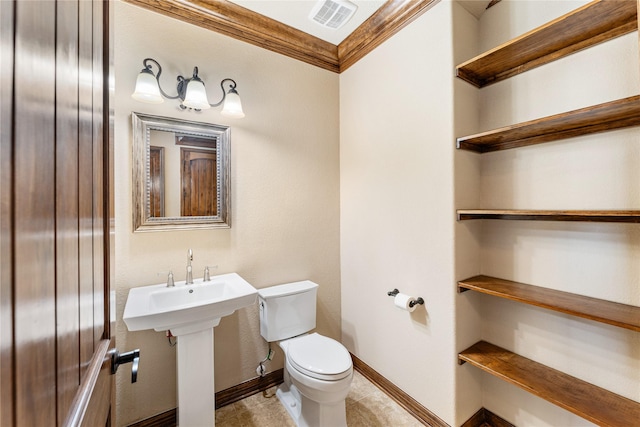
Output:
186 249 194 285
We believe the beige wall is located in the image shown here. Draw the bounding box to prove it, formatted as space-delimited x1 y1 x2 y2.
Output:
458 1 640 426
341 0 639 426
453 1 483 424
113 2 340 425
113 1 639 426
340 1 459 424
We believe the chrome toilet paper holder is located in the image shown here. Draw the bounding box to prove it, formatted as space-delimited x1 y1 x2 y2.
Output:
387 288 424 308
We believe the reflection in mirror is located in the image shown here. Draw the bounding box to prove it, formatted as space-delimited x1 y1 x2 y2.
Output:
148 130 218 218
132 112 230 231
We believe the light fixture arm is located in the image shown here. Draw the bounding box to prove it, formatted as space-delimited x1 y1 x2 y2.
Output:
141 58 181 100
146 61 234 109
209 78 239 108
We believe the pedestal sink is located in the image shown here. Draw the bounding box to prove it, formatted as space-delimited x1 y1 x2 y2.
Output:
123 272 258 426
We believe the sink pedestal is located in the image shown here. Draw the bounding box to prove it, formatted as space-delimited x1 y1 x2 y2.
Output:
176 327 217 426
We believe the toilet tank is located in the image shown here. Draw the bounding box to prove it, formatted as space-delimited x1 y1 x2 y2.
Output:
258 280 318 342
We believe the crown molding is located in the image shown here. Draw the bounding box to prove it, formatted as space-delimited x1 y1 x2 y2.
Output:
338 0 439 72
123 0 439 73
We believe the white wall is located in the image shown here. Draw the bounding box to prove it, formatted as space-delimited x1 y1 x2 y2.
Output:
114 2 341 425
340 1 459 424
457 1 640 425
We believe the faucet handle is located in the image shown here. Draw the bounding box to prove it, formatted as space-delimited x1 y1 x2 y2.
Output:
203 265 218 281
157 271 175 287
167 271 175 287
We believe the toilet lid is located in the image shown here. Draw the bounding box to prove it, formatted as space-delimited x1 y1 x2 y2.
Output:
287 333 352 381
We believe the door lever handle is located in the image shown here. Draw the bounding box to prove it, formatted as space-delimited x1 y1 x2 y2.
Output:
111 349 140 383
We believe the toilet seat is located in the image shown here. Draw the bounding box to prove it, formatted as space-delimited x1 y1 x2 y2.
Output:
287 333 352 381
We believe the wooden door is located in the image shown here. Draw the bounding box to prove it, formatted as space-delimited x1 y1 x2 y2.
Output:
0 1 114 426
181 147 218 216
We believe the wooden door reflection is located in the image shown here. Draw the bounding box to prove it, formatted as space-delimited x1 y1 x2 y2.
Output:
149 146 165 217
181 147 217 216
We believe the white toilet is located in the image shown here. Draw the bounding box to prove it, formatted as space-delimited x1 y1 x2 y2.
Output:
258 280 353 427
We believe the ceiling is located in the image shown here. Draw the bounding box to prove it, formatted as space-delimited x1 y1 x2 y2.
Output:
228 0 386 45
227 0 493 44
458 0 494 19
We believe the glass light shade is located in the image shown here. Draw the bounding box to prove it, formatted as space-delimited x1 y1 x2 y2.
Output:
220 90 245 118
182 79 211 110
131 71 164 104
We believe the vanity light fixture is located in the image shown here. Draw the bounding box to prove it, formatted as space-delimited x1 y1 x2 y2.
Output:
131 58 245 118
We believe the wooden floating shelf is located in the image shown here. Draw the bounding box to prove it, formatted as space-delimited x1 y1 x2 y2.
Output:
456 95 640 153
458 275 640 332
455 0 637 88
459 341 640 427
456 209 640 223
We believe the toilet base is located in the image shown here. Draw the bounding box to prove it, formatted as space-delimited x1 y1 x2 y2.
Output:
276 382 347 427
276 383 302 423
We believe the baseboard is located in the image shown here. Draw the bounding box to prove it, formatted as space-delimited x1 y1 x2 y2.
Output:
127 369 284 427
461 407 515 427
129 359 512 427
350 353 449 427
126 409 176 427
215 368 284 409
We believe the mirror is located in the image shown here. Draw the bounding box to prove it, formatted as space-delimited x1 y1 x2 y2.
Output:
132 112 230 231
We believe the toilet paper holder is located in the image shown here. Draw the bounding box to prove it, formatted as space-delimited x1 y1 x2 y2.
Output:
387 288 424 308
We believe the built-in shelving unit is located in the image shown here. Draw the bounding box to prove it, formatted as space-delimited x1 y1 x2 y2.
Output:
455 0 640 423
458 275 640 332
458 341 640 427
456 209 640 222
455 0 637 88
457 95 640 153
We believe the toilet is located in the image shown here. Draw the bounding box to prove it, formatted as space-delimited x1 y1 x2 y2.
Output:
258 280 353 427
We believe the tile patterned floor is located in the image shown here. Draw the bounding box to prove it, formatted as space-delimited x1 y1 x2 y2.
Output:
215 370 424 426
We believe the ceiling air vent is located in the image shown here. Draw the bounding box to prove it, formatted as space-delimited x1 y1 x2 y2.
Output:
309 0 358 30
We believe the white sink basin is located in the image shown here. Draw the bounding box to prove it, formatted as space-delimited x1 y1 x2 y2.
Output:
123 272 257 336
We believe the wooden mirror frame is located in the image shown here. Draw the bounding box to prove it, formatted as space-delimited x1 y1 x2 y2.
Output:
131 112 231 232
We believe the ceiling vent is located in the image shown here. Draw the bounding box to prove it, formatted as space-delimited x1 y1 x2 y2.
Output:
309 0 358 30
